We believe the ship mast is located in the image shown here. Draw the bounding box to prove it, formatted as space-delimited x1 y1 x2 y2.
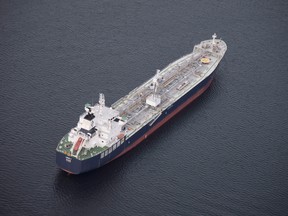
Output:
146 69 161 107
99 93 105 115
212 33 217 45
152 69 160 99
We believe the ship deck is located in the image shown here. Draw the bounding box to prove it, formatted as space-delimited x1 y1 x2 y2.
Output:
112 39 226 139
57 134 108 160
56 38 227 160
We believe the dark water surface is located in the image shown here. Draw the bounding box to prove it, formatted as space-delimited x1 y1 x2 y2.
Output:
1 0 288 215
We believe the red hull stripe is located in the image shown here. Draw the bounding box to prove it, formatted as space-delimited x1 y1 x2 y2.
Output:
111 78 213 161
61 168 74 175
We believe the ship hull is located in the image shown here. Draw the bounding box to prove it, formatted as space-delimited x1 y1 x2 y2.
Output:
56 73 214 174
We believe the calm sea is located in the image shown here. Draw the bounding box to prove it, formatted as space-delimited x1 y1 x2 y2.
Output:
1 0 288 215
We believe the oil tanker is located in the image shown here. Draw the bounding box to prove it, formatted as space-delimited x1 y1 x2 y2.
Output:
56 34 227 174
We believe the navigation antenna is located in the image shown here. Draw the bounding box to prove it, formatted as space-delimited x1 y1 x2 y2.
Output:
99 93 105 115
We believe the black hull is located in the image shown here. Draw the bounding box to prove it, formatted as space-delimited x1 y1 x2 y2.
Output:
56 73 214 174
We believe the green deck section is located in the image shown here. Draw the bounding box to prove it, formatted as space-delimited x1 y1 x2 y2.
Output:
56 134 107 160
77 146 108 160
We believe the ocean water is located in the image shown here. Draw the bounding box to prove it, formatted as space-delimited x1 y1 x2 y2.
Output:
1 0 288 215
